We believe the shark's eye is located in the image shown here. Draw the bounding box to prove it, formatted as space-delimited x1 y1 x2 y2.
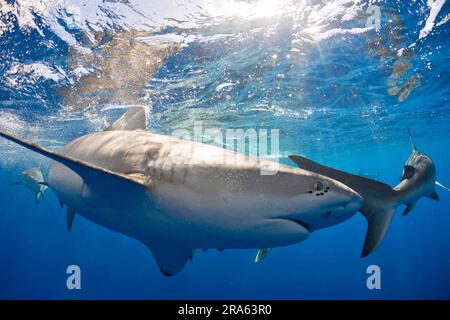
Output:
314 181 324 191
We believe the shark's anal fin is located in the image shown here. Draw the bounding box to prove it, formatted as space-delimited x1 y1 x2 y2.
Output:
255 248 271 263
105 108 147 131
67 208 76 232
427 189 439 201
361 207 395 257
142 241 192 277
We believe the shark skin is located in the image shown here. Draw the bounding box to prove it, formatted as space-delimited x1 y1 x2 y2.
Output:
288 128 439 258
394 128 439 215
0 108 362 276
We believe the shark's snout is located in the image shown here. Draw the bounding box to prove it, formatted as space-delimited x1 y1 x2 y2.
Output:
345 193 363 211
326 177 363 208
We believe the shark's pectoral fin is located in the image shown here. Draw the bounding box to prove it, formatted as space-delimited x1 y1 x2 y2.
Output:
35 192 41 204
105 107 147 131
0 131 150 195
402 202 416 216
255 248 271 263
427 189 439 201
361 207 395 257
142 241 192 277
67 208 76 231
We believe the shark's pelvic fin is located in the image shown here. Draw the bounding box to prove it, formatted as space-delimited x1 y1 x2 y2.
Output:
0 130 149 189
361 207 395 257
289 154 399 257
105 107 147 131
427 189 439 201
255 248 272 263
67 208 76 231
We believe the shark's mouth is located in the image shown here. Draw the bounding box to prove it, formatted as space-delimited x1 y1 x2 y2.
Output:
283 218 311 232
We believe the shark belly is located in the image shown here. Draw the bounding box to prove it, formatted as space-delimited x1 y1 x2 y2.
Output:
49 157 310 250
0 108 363 276
48 131 316 250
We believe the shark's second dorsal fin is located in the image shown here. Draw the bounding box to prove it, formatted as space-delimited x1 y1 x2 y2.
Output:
105 107 147 131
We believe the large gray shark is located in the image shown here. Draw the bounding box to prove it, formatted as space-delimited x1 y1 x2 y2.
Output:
289 129 439 257
0 108 362 276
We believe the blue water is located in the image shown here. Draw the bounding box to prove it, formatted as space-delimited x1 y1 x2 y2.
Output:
0 0 450 299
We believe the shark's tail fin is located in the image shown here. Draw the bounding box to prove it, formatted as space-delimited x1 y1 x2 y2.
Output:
289 155 400 257
360 207 396 257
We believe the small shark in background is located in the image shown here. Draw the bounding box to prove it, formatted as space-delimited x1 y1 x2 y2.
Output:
395 128 439 215
0 108 363 276
287 128 439 258
10 168 48 204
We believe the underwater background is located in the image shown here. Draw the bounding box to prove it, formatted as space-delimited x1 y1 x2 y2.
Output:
0 0 449 299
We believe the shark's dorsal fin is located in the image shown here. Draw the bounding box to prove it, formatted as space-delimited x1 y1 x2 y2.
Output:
407 127 417 151
0 130 149 189
105 108 147 131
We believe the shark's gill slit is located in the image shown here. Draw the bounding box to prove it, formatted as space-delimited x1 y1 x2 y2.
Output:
284 218 311 232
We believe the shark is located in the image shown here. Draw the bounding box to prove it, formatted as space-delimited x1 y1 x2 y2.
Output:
10 167 48 204
0 108 363 276
286 128 439 258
